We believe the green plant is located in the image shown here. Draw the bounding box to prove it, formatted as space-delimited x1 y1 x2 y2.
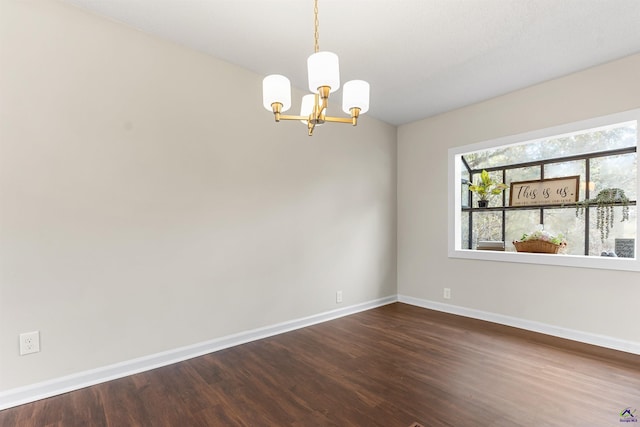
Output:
468 170 507 201
518 229 567 246
576 187 630 241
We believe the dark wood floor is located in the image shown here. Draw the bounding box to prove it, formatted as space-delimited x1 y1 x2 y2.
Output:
2 303 639 426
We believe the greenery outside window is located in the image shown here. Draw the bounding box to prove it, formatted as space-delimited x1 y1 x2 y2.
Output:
448 109 639 271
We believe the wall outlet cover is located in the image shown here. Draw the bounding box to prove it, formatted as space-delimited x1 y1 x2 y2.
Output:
20 331 40 355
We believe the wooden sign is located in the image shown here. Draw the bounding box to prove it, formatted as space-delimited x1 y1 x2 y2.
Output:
509 176 580 207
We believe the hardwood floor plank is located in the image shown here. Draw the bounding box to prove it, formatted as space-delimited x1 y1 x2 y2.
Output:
1 303 638 426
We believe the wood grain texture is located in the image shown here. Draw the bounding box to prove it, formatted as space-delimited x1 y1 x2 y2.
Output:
1 303 639 426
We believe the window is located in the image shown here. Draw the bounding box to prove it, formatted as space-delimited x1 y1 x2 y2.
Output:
448 109 640 271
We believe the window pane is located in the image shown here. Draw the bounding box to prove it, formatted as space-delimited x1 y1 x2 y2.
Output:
506 167 541 206
587 206 637 257
544 208 584 256
461 211 470 249
590 153 637 200
545 160 587 202
506 210 540 252
464 121 636 170
472 211 502 248
461 170 470 208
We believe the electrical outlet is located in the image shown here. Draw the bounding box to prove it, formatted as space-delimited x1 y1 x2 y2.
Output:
336 290 343 303
20 331 40 355
443 288 451 299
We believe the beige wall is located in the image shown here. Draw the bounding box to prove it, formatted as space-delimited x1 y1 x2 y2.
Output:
398 54 640 344
2 0 637 398
0 0 397 390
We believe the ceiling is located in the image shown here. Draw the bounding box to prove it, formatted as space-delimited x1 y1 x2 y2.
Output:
62 0 640 126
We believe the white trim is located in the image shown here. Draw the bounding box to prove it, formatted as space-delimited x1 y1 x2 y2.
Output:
448 108 640 272
0 296 398 411
398 294 640 356
3 294 637 411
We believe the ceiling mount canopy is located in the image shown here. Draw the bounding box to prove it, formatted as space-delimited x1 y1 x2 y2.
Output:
262 0 370 136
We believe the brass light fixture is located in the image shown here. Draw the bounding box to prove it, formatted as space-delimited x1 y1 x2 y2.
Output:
262 0 370 136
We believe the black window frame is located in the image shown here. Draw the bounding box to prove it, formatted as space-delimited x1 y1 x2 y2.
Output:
462 146 637 255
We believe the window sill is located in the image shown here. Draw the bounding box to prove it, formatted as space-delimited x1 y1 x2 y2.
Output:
448 248 640 272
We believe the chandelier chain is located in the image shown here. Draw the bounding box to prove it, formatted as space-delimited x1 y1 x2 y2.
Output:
313 0 319 53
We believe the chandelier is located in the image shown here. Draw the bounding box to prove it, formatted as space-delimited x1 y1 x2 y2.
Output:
262 0 370 136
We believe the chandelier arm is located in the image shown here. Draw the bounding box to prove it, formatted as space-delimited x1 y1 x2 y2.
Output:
274 114 310 121
323 116 358 126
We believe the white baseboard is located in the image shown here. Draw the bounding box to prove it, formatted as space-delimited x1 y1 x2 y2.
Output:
398 294 640 356
3 294 637 411
0 295 398 411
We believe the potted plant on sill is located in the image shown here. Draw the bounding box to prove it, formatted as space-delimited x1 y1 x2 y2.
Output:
469 169 508 208
513 227 567 254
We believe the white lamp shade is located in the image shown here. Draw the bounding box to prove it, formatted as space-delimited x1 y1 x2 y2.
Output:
342 80 370 114
300 94 315 124
307 51 340 94
263 74 291 111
